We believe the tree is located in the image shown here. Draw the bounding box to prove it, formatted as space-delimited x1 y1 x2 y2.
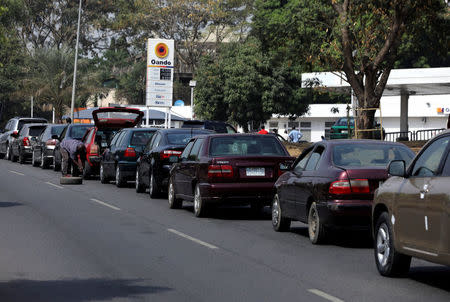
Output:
194 38 311 131
323 0 448 137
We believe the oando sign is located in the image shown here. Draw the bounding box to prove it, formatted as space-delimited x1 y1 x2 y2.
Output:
146 39 175 107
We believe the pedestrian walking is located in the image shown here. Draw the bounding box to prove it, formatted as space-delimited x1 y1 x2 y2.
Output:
60 139 86 177
258 125 268 134
288 126 303 143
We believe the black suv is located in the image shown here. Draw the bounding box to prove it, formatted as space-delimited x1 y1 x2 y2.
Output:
0 117 48 160
181 120 237 133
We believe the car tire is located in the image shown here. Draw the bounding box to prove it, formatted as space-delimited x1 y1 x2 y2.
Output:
0 150 4 159
83 161 92 180
272 194 291 232
308 202 327 244
100 163 108 184
374 212 411 277
11 148 17 162
149 171 160 198
32 151 38 167
115 165 125 188
40 152 49 169
60 176 83 185
135 168 145 193
168 178 182 209
5 144 11 160
53 152 61 171
193 184 207 217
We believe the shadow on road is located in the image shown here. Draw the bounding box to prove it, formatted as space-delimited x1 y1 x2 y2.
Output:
409 266 450 292
0 278 172 302
181 205 272 221
290 225 373 249
0 202 23 208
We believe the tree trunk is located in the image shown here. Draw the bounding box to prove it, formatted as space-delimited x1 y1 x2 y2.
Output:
354 93 380 139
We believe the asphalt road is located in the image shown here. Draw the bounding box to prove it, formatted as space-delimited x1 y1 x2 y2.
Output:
0 159 448 302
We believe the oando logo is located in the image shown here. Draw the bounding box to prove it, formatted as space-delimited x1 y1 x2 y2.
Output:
437 107 450 114
155 43 169 58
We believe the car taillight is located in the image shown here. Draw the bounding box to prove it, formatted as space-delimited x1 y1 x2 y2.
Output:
329 179 370 195
46 139 57 146
160 150 182 160
23 137 30 146
90 144 99 155
208 165 234 179
124 147 136 157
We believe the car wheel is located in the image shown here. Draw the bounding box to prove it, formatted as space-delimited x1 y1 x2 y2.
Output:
135 169 145 193
11 148 17 162
374 212 411 277
53 152 61 171
308 202 327 244
5 144 11 160
100 163 108 184
272 194 291 232
83 161 91 180
149 171 160 198
41 152 49 169
32 151 38 167
193 184 207 217
168 178 182 209
115 165 125 187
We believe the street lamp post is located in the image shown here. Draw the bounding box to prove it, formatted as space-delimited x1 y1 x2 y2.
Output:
189 80 196 120
70 0 82 122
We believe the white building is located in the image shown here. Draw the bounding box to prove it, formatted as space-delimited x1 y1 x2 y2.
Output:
264 94 449 142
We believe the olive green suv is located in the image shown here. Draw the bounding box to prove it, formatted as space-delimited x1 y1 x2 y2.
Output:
372 130 450 276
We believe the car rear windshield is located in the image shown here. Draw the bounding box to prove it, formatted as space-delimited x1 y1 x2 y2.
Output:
130 131 155 146
51 125 65 136
332 144 414 167
18 119 46 130
96 111 140 120
68 125 91 140
29 126 46 136
335 118 355 127
167 132 200 145
209 136 287 157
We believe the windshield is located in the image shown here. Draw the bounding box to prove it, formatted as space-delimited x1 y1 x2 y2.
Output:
68 125 92 140
29 126 46 137
51 125 66 136
335 118 355 127
209 136 287 157
18 119 47 130
332 144 414 167
130 131 155 146
167 133 198 145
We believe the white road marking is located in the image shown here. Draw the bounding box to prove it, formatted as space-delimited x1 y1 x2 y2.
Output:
45 182 64 189
167 228 219 250
9 170 24 176
90 198 121 211
308 289 345 302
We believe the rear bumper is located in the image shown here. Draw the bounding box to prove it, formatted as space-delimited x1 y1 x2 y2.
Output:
199 182 275 205
316 200 372 230
118 161 137 180
87 156 101 167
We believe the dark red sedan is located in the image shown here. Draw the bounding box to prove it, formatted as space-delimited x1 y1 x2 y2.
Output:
168 134 295 217
271 139 416 244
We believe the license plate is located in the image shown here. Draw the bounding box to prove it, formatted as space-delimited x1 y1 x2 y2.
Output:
246 167 265 176
341 130 348 134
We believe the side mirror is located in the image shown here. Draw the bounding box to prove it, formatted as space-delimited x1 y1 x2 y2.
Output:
388 160 406 177
51 134 59 140
169 155 180 163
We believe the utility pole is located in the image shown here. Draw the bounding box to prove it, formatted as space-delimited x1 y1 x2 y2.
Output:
30 96 34 117
70 0 82 121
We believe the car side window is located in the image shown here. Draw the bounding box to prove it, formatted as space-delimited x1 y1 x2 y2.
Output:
305 146 325 171
188 138 204 161
294 148 313 174
115 131 127 147
181 141 195 160
109 131 120 147
411 136 450 177
152 133 162 148
441 150 450 177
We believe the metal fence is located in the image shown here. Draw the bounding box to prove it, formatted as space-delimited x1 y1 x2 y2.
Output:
385 128 446 142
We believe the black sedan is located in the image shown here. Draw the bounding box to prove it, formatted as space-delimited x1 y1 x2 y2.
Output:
100 128 157 187
31 124 66 168
136 128 213 198
271 139 415 244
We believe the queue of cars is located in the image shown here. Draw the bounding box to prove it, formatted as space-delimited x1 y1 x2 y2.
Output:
1 110 449 278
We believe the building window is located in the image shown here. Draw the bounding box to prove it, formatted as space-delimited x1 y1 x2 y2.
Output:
288 121 299 128
269 121 278 128
300 122 311 128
